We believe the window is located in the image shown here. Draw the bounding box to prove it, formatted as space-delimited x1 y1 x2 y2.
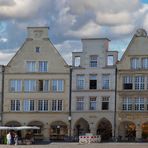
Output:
24 80 36 92
52 100 63 111
52 80 64 92
142 58 148 69
89 97 96 110
38 100 48 111
135 97 144 111
123 76 133 89
131 58 139 69
10 80 22 92
11 100 20 111
107 55 114 66
39 61 48 72
135 76 144 90
102 97 109 110
122 97 132 111
26 61 36 72
36 47 40 53
38 80 49 92
90 55 98 67
24 99 34 111
76 97 84 111
102 74 110 89
76 75 85 90
74 56 80 67
89 75 97 89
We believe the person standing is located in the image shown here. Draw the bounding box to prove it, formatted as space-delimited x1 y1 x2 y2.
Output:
14 133 18 145
6 132 11 145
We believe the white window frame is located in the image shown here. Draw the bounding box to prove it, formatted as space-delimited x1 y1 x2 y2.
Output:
122 97 132 111
38 100 48 111
10 80 22 92
24 99 35 111
26 61 37 72
51 99 63 111
135 76 144 90
76 97 84 111
102 74 110 89
52 80 64 92
24 80 37 92
142 58 148 69
39 61 48 72
11 99 20 111
76 75 85 90
131 58 139 69
90 55 98 67
135 97 144 111
89 97 97 110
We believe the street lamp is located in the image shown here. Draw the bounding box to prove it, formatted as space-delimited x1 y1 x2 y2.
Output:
68 66 72 141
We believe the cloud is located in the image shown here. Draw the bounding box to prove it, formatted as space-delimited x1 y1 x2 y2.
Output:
0 37 8 42
55 40 82 64
0 51 14 65
0 0 147 65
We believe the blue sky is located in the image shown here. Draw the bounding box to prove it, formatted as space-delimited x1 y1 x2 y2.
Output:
0 0 148 64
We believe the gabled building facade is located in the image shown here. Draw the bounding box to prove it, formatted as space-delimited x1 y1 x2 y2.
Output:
71 38 118 141
116 29 148 141
3 27 70 141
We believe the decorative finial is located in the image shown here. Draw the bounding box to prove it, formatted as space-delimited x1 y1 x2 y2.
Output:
135 28 147 37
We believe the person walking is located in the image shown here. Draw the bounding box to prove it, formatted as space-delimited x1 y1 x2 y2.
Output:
6 132 11 145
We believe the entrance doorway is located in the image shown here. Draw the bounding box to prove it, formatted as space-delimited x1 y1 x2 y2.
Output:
142 122 148 140
74 118 90 137
96 118 112 141
50 121 68 141
118 121 136 141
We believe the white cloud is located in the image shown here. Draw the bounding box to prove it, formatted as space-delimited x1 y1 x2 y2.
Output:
66 21 101 38
0 37 8 42
0 51 14 65
96 12 131 26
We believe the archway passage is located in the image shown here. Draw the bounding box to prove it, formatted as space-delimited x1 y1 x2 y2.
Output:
5 121 21 127
142 122 148 140
28 121 44 141
5 121 22 144
97 118 112 141
118 121 136 141
74 118 90 137
50 121 68 141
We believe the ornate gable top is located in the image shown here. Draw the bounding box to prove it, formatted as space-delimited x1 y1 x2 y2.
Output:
135 28 147 37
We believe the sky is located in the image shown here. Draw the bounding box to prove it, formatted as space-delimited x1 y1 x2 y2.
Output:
0 0 148 65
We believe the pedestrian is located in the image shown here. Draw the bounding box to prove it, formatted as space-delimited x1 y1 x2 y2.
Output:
6 132 11 145
14 133 18 145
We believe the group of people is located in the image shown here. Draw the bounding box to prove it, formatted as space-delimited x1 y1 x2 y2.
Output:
6 132 18 145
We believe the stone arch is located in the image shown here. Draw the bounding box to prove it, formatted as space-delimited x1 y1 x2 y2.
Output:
73 118 90 137
50 121 68 141
96 118 112 141
5 121 21 126
27 120 44 140
142 122 148 140
118 121 136 141
5 121 22 140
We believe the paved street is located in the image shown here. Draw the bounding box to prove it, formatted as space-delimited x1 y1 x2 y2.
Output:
0 143 147 148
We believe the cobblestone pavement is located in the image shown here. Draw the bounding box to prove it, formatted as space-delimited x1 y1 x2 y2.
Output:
0 142 147 148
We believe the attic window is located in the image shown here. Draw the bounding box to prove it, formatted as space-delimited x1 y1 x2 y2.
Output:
36 47 40 53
